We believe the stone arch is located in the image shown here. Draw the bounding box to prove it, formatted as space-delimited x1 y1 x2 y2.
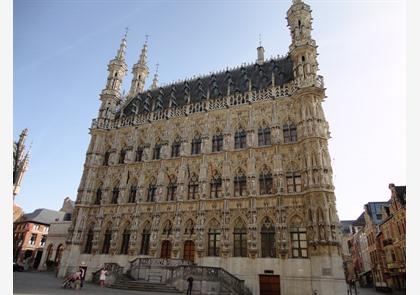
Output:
231 216 247 230
206 217 221 229
183 218 195 236
288 213 304 227
45 243 54 262
161 220 173 238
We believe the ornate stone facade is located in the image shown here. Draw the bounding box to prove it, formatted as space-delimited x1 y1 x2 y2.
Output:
59 1 346 294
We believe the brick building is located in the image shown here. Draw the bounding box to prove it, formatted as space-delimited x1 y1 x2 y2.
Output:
13 208 65 269
377 184 406 291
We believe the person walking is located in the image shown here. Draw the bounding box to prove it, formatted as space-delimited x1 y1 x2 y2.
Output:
186 276 193 295
79 267 85 288
99 268 108 288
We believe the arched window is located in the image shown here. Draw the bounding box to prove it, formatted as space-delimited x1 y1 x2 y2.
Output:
103 151 111 166
94 187 102 205
140 223 151 255
153 144 162 160
258 126 271 146
188 174 199 200
212 133 223 152
135 146 144 162
118 148 127 164
120 227 131 255
286 172 302 193
171 137 181 157
233 221 247 257
291 227 308 258
261 218 276 257
111 185 120 204
147 179 157 202
191 134 202 155
128 185 137 203
208 221 221 257
234 170 247 197
234 129 247 149
167 176 177 201
102 228 112 254
283 122 297 143
210 173 222 199
84 228 94 254
259 168 273 195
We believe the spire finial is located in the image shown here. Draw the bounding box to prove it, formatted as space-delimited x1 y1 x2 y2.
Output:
151 62 159 89
145 34 150 44
257 34 265 64
116 29 128 60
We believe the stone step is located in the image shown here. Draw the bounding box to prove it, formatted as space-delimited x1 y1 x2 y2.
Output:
110 281 182 293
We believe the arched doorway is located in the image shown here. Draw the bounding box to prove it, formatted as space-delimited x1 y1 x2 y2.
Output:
160 240 172 259
183 240 195 262
55 244 64 265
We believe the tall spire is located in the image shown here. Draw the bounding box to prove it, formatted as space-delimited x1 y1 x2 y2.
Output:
129 35 150 96
13 128 30 199
151 63 159 90
98 29 128 119
116 27 128 60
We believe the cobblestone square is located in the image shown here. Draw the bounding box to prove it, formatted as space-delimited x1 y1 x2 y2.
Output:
13 271 181 295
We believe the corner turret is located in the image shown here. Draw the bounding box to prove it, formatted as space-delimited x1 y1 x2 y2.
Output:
287 0 319 87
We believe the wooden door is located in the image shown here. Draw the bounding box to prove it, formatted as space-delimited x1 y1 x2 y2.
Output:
183 240 195 262
160 240 172 259
259 275 280 295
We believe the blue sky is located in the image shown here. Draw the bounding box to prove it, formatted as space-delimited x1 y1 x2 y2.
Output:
13 0 406 220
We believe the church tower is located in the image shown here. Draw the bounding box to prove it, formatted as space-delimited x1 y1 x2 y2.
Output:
98 32 128 120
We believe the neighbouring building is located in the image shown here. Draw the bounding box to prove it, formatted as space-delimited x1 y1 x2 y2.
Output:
13 208 65 269
59 0 346 294
376 184 406 291
362 202 388 287
339 220 356 284
38 197 75 271
343 184 406 292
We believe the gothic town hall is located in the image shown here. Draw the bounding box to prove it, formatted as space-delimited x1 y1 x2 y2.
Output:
59 1 346 294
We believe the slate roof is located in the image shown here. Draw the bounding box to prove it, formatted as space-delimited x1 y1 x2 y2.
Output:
365 202 389 225
15 208 65 225
340 220 355 235
118 56 294 117
353 213 366 227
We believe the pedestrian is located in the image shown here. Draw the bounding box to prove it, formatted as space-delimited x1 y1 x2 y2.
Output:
186 276 193 295
73 269 82 290
99 267 108 288
79 267 85 288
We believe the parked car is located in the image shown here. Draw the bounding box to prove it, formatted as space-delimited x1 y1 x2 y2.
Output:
13 262 24 272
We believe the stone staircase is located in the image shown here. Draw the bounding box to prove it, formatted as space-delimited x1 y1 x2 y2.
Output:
110 275 183 293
